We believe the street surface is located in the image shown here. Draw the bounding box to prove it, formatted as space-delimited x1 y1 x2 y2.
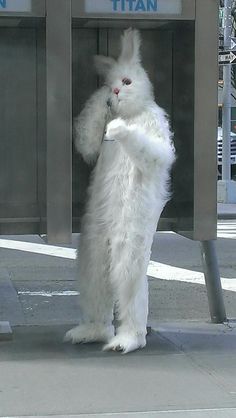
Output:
0 219 236 418
0 220 236 325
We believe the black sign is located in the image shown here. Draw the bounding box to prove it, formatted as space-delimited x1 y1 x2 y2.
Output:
219 50 236 65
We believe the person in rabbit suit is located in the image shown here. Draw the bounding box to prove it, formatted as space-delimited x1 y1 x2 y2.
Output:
65 28 175 353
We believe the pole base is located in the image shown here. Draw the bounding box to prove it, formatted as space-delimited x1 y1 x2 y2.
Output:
0 321 13 341
200 241 227 324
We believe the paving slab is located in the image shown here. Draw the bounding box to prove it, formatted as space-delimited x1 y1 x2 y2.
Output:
155 321 236 352
1 232 236 416
1 323 236 417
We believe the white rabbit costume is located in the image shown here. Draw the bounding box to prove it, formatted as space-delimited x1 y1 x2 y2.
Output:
65 29 175 353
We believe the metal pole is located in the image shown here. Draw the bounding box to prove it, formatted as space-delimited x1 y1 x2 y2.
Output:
222 0 232 181
46 0 72 244
200 241 227 324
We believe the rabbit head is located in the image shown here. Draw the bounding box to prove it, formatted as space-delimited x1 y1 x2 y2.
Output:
94 28 154 119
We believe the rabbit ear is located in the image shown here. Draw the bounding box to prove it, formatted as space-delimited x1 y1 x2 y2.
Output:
94 55 116 77
118 28 141 64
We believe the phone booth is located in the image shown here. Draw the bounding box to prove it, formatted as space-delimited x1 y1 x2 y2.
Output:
0 0 225 338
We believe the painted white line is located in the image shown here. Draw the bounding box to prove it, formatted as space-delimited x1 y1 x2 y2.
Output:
160 227 236 239
147 261 236 293
217 221 236 228
4 407 236 417
0 237 236 292
217 221 236 239
217 233 236 239
17 290 79 297
0 239 76 259
218 224 236 229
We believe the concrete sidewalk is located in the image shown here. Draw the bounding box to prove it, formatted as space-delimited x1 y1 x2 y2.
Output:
0 229 236 417
1 321 236 417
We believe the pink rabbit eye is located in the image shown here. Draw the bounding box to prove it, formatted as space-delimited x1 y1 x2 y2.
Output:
122 77 132 86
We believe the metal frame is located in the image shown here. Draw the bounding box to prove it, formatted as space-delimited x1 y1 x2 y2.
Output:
36 26 47 235
46 0 72 244
193 0 219 242
72 0 195 20
0 0 45 17
0 0 219 243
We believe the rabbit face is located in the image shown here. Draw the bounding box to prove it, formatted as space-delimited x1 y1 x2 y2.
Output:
107 63 154 118
94 28 154 119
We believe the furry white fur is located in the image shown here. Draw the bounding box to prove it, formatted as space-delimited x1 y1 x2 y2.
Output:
65 29 175 354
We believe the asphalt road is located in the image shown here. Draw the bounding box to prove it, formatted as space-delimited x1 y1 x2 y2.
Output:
0 219 236 325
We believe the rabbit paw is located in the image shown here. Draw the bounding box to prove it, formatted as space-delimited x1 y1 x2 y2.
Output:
105 118 128 141
103 333 146 354
64 324 114 344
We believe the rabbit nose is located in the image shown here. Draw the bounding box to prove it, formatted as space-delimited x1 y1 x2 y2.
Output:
113 88 120 95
